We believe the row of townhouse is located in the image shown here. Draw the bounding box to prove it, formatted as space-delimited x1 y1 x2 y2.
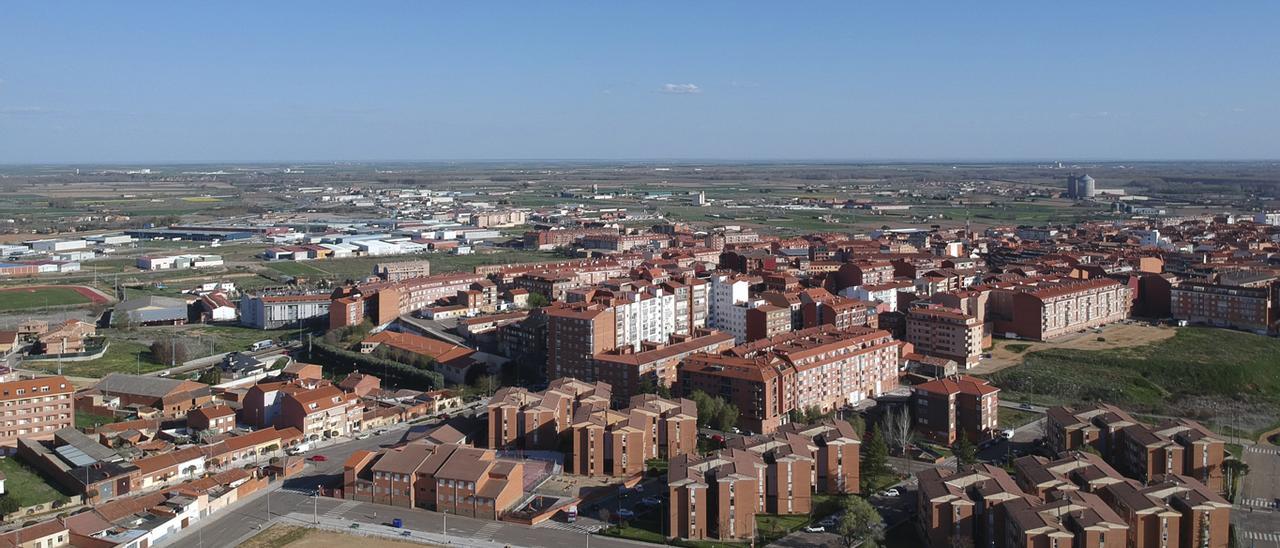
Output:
342 440 525 520
487 377 611 451
1045 404 1226 493
919 451 1230 548
567 394 698 477
667 420 861 541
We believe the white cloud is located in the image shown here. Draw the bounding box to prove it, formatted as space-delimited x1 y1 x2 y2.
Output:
0 106 55 115
661 83 702 94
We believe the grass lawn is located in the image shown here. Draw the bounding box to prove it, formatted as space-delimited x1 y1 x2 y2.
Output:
987 327 1280 436
601 502 811 547
998 407 1042 429
265 261 331 278
76 409 118 430
45 339 163 378
0 457 73 508
0 286 93 311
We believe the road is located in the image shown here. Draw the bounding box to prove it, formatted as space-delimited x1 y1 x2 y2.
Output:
1234 445 1280 547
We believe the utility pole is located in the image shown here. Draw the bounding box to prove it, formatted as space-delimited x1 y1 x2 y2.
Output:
313 492 318 524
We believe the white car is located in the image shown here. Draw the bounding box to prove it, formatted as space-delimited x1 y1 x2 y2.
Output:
880 488 900 497
804 525 825 533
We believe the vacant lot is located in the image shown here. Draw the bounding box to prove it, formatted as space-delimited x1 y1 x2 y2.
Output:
0 456 73 508
987 327 1280 436
243 525 437 548
0 286 97 311
971 323 1176 375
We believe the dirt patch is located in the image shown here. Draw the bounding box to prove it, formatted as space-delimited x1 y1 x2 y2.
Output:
969 323 1176 375
243 525 439 548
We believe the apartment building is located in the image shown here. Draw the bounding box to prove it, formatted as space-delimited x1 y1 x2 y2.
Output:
330 273 489 327
188 405 236 435
343 441 526 520
545 283 692 382
990 277 1131 341
278 384 363 440
1098 475 1231 548
678 326 901 434
0 375 74 449
1045 404 1226 493
1171 280 1277 335
487 377 611 450
678 352 795 435
374 259 432 281
744 304 791 341
667 419 860 542
911 375 999 445
587 329 735 402
240 293 332 329
904 304 984 369
800 296 878 331
568 394 698 477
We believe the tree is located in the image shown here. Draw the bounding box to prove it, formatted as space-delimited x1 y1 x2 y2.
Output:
473 374 499 397
197 368 221 386
689 391 739 432
1222 459 1250 502
953 435 978 466
863 425 890 488
836 496 885 548
150 338 190 366
526 292 550 308
0 497 18 517
883 406 914 457
637 376 673 398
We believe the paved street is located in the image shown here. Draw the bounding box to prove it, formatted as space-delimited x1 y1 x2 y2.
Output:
1233 445 1280 547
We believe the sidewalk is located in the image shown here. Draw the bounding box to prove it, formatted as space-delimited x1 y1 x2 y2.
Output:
281 511 505 548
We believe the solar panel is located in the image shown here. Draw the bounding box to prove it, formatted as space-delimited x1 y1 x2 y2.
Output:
56 444 98 468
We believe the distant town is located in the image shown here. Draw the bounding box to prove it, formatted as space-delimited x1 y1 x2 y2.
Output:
0 161 1276 548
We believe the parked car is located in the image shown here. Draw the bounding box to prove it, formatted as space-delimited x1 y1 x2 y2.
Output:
1001 429 1015 440
1019 403 1034 410
880 488 900 497
355 431 371 440
819 515 838 528
375 429 389 435
616 509 635 520
804 525 826 533
309 454 328 462
640 496 661 507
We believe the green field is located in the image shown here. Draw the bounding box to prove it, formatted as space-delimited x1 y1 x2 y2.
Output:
987 327 1280 436
0 456 73 508
37 339 163 378
0 286 94 311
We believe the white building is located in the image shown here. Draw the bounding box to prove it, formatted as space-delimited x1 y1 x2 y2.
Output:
137 254 224 271
1254 212 1280 226
29 238 88 252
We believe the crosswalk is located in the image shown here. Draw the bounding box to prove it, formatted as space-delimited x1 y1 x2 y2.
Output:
324 500 361 519
473 522 503 540
1249 446 1280 456
1241 497 1279 509
278 486 317 496
1240 530 1280 543
537 521 604 533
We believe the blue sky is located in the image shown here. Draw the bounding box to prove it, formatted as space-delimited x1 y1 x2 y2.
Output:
1 2 1277 163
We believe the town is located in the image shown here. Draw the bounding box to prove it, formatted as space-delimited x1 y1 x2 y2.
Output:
0 161 1277 548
